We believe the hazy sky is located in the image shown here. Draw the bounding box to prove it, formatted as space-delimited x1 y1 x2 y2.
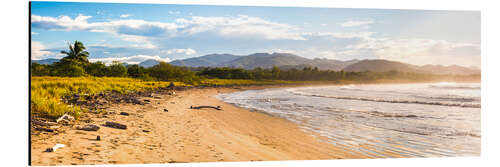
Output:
31 1 481 67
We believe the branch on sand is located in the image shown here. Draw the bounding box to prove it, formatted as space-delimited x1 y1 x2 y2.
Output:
190 105 222 110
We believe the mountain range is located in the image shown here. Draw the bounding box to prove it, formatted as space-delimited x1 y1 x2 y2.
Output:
32 53 480 75
32 58 59 65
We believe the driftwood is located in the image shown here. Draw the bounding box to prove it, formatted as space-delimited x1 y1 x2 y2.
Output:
76 124 100 131
190 105 222 110
119 112 130 116
105 121 127 129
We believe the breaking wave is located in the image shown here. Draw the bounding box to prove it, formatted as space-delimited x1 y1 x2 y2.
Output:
287 89 481 108
429 82 481 90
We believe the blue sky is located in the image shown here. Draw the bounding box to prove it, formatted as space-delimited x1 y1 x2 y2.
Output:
31 1 481 67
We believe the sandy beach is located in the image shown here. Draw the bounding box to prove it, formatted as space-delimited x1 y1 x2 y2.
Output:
31 86 369 165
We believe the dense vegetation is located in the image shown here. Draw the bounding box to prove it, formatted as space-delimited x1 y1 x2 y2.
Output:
31 41 480 119
195 66 479 82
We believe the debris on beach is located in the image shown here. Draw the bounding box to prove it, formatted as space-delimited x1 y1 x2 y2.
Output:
105 121 127 130
35 127 54 132
76 124 100 131
163 109 168 112
45 144 65 152
168 82 175 89
56 114 75 123
144 99 151 103
119 112 130 116
190 105 222 110
142 129 150 133
32 120 57 127
96 135 101 141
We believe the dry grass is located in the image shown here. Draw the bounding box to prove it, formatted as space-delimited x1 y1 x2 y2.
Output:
30 76 294 119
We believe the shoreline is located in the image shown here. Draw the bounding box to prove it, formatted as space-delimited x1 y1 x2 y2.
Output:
31 84 369 165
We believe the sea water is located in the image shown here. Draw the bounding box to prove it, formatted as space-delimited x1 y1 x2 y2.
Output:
217 82 481 158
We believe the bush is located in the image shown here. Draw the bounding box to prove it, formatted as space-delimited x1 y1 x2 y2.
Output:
56 63 86 77
85 62 109 77
108 62 128 77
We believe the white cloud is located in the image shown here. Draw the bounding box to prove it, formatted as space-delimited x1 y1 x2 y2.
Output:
31 14 94 31
89 55 171 65
175 15 305 40
31 41 51 60
340 20 375 27
161 48 196 55
130 43 157 49
119 14 132 18
303 31 375 39
31 32 39 35
31 14 306 42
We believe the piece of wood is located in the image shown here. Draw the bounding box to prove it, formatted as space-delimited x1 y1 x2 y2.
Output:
105 121 127 129
190 105 222 110
76 124 100 131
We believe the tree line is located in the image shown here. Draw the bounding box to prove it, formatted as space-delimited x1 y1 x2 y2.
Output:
194 66 450 82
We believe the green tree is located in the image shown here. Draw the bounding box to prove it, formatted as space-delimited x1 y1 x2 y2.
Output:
127 64 147 78
59 40 90 65
271 66 281 79
85 62 109 77
148 62 175 81
108 61 128 77
55 62 86 77
31 63 53 76
148 62 198 83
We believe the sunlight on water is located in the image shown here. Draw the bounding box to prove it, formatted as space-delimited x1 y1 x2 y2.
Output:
217 82 481 158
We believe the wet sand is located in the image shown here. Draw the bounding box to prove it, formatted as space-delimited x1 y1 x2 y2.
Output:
31 86 369 165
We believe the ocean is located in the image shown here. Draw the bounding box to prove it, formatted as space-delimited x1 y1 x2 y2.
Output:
217 82 481 158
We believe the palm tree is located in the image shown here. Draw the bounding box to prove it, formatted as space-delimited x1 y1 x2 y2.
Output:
60 40 90 64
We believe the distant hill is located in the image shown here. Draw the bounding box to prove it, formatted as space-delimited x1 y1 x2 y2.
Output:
418 64 480 75
218 53 312 69
169 54 241 67
32 58 59 65
167 53 359 70
138 59 160 68
343 59 420 73
342 59 480 75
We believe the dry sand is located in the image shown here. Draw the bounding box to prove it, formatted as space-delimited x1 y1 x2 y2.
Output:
31 86 369 165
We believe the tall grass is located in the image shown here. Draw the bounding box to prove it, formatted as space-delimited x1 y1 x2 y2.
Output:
31 77 186 119
31 76 292 119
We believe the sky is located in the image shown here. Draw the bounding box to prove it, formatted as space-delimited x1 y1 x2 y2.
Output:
30 1 481 67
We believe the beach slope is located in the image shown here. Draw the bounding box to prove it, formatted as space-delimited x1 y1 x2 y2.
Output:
31 87 365 165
